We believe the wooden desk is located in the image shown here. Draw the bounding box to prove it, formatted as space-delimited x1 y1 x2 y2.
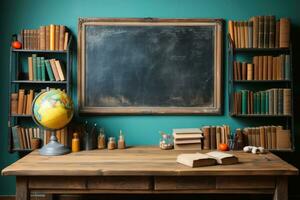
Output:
2 147 298 200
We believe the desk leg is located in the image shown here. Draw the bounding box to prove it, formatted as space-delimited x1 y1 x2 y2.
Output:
273 176 288 200
16 177 29 200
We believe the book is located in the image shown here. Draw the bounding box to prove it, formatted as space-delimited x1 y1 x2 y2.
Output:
252 16 259 48
174 143 202 150
247 63 253 80
267 56 272 80
210 126 216 149
174 139 201 144
50 24 55 50
49 59 60 81
32 54 37 80
285 55 290 80
10 93 18 115
206 151 238 165
59 25 65 51
55 25 60 50
202 126 210 150
279 18 290 48
45 60 55 81
17 89 25 114
63 32 69 50
275 20 280 48
46 25 50 50
258 16 264 48
283 88 291 115
269 16 275 48
41 57 46 81
258 56 263 80
39 26 46 50
28 57 33 81
36 57 41 81
263 16 269 48
12 125 20 149
276 129 291 149
177 153 216 168
26 90 34 115
248 21 253 48
54 60 65 81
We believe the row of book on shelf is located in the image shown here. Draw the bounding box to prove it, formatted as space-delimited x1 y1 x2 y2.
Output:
233 88 291 116
10 88 65 116
242 126 291 150
19 25 69 50
23 54 65 81
171 125 291 151
233 54 290 81
11 125 68 150
228 16 290 48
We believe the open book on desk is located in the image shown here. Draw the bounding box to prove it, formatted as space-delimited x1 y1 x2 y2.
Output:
177 151 239 168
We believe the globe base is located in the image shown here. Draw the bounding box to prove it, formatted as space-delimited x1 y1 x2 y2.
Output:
39 131 70 156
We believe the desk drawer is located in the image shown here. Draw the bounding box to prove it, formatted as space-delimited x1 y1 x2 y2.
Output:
216 176 275 189
155 176 215 190
29 177 86 189
88 176 151 190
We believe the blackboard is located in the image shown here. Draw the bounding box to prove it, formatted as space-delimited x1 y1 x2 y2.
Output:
78 18 223 114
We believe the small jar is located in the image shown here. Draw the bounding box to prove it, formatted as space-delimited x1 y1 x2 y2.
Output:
31 138 41 150
97 128 106 149
107 137 116 150
72 132 80 152
118 130 126 149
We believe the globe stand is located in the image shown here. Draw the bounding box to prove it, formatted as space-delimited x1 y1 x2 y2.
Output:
39 131 70 156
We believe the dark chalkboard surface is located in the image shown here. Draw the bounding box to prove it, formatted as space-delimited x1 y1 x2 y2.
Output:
78 18 223 114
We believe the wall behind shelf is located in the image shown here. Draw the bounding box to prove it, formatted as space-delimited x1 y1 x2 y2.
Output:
0 0 300 197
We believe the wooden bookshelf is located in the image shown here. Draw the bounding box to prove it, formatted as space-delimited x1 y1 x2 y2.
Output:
8 36 73 153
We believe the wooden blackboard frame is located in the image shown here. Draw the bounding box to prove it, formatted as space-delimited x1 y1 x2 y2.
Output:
78 18 223 115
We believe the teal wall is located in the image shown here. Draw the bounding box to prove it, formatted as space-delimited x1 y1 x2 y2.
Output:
1 0 300 196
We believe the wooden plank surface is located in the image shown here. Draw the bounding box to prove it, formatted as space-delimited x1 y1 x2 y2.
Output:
1 146 298 176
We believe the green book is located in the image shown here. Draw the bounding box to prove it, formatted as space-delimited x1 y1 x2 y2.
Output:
278 89 283 115
254 93 257 114
45 60 55 81
265 91 269 114
257 92 261 114
261 91 266 114
285 55 290 80
41 57 46 81
32 54 37 80
11 125 20 149
36 57 41 81
241 90 248 115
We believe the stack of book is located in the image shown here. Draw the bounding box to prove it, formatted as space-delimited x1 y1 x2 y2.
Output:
173 128 203 150
20 25 69 50
233 54 290 81
24 54 65 81
243 126 291 150
11 125 69 150
233 88 291 115
11 89 35 115
202 125 231 150
228 16 290 48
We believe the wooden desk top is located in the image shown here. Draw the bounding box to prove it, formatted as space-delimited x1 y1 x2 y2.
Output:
2 146 298 176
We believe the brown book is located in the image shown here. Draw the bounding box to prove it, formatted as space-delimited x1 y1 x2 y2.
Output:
206 151 238 165
39 26 46 50
253 56 258 80
26 90 34 115
54 60 65 81
202 126 210 150
283 88 291 115
59 25 65 51
20 128 27 149
11 93 18 115
267 126 272 149
63 32 69 51
271 126 277 149
252 16 259 48
228 20 234 46
233 21 238 48
17 89 25 114
50 24 55 50
237 22 241 48
269 16 276 48
276 129 291 149
55 25 60 50
23 30 27 49
272 56 277 80
279 18 290 48
28 30 32 50
237 62 241 80
275 20 280 48
28 56 33 81
259 126 265 148
174 143 202 150
216 127 221 150
45 25 50 50
267 56 273 80
177 153 216 167
210 126 216 149
247 63 253 80
263 16 269 48
233 61 238 80
49 59 60 81
240 21 245 48
244 21 249 48
258 56 263 80
22 94 27 115
258 16 264 48
242 62 247 80
16 127 24 149
263 56 268 80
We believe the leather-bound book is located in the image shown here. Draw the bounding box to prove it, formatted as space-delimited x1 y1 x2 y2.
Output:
26 90 34 115
55 25 60 50
276 129 291 150
39 26 46 50
50 24 55 50
248 20 253 48
247 63 253 80
63 32 69 50
233 61 238 80
241 90 248 115
253 56 258 80
263 56 268 80
271 126 277 149
263 16 270 48
216 127 221 149
17 89 25 115
269 16 276 48
258 16 264 48
277 88 283 115
210 126 216 150
233 21 238 48
252 16 259 48
202 126 210 150
242 62 247 80
285 55 291 80
45 25 50 50
273 88 278 115
283 88 291 115
228 20 234 46
240 21 245 48
269 89 274 115
11 93 18 115
275 20 280 48
28 56 33 81
267 56 273 80
258 56 263 80
259 126 265 148
279 18 290 48
59 25 65 51
22 94 27 115
272 56 277 80
244 21 249 48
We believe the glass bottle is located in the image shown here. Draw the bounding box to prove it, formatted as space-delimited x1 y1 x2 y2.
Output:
72 132 80 152
107 137 116 150
118 130 126 149
97 128 106 149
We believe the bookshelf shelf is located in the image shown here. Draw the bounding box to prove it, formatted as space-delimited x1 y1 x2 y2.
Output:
232 80 291 83
8 35 73 154
12 80 67 84
230 114 292 118
234 48 290 53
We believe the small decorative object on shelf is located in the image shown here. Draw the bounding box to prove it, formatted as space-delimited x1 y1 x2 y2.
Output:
107 137 116 150
117 130 126 149
11 34 22 49
159 131 173 150
97 128 106 149
31 138 41 150
72 133 80 152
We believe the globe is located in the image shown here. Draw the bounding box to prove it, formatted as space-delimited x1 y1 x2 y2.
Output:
32 89 74 130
